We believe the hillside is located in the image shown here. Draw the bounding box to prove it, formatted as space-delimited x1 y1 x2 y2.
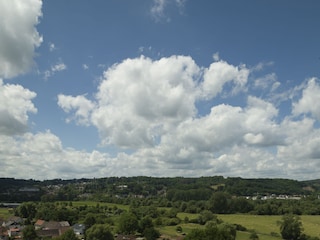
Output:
1 176 319 203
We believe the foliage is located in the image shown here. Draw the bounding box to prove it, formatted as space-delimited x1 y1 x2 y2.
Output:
54 229 78 240
278 214 303 240
15 202 37 219
184 221 236 240
2 176 319 202
249 231 259 240
117 212 139 234
22 225 39 240
143 227 160 240
85 224 114 240
208 192 231 214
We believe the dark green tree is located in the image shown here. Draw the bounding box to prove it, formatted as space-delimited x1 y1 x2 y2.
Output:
184 228 206 240
279 214 303 240
16 202 37 219
54 229 78 240
198 210 218 225
143 227 160 240
117 212 139 234
249 231 259 240
139 216 153 233
185 221 236 240
208 192 231 214
85 224 114 240
22 225 38 240
84 213 97 229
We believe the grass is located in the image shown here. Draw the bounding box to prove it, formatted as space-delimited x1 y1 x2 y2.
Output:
300 215 320 238
157 223 203 239
0 208 14 219
218 214 320 239
177 212 320 239
65 201 130 211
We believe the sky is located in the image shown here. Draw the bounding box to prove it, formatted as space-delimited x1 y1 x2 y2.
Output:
1 0 320 180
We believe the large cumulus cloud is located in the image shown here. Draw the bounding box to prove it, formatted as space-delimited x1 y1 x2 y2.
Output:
0 80 37 135
0 0 43 79
56 55 320 180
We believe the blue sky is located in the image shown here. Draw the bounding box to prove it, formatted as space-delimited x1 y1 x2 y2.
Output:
1 0 320 180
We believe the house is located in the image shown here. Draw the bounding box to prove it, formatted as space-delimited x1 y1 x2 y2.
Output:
8 226 23 239
0 226 8 240
2 216 22 228
34 220 70 230
72 223 85 236
59 221 70 227
34 220 71 239
37 229 60 239
34 219 45 230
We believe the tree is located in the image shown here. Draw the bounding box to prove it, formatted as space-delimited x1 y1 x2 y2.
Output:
208 192 230 214
184 228 207 240
16 202 37 219
198 210 218 225
249 231 259 240
143 227 160 240
55 229 78 240
85 224 114 240
22 225 38 240
279 214 303 240
84 213 97 229
139 216 153 233
117 212 139 234
185 221 236 240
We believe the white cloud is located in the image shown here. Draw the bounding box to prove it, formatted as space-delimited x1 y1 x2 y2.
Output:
0 79 37 135
51 55 320 180
253 73 278 90
150 0 168 22
49 42 56 52
292 78 320 120
213 52 220 61
0 0 43 79
57 94 95 126
200 60 249 99
0 131 114 179
52 63 67 72
43 62 67 79
82 64 89 70
150 0 186 22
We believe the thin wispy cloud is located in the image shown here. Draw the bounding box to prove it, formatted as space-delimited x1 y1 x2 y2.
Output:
43 62 67 80
150 0 187 22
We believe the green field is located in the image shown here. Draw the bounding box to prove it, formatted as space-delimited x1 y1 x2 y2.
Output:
218 214 320 240
0 208 14 219
68 201 129 211
177 212 320 240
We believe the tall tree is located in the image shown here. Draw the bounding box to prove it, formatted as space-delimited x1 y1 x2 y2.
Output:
22 225 38 240
117 212 139 234
279 214 303 240
55 229 78 240
85 224 114 240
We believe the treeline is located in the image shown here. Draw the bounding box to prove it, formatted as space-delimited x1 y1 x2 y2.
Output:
1 176 319 203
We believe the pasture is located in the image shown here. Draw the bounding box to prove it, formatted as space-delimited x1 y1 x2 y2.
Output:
176 213 320 239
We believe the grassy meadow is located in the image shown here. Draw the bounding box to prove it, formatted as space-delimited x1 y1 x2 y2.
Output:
69 200 130 211
0 207 14 219
176 212 320 240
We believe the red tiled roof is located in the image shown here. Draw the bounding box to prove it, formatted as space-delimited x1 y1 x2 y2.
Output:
35 219 45 226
